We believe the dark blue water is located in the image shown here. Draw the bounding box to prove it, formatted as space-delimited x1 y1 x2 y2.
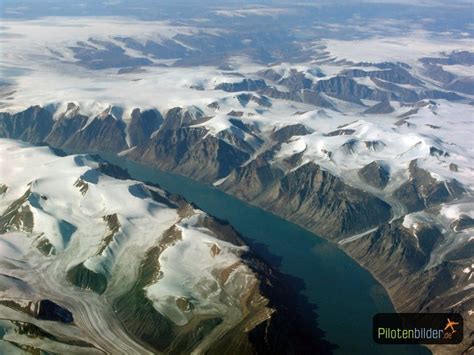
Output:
100 154 430 355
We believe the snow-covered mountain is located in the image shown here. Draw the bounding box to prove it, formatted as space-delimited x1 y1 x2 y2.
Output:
1 38 473 355
0 139 332 354
1 3 473 353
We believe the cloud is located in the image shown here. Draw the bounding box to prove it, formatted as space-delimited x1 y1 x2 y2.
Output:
321 30 473 64
212 7 290 18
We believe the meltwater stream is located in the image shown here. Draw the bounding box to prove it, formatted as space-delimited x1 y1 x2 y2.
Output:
100 153 429 355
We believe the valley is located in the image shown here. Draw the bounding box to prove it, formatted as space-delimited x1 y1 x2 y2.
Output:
0 2 473 353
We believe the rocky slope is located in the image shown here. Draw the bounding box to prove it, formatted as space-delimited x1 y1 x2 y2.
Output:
220 159 391 239
342 218 473 354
